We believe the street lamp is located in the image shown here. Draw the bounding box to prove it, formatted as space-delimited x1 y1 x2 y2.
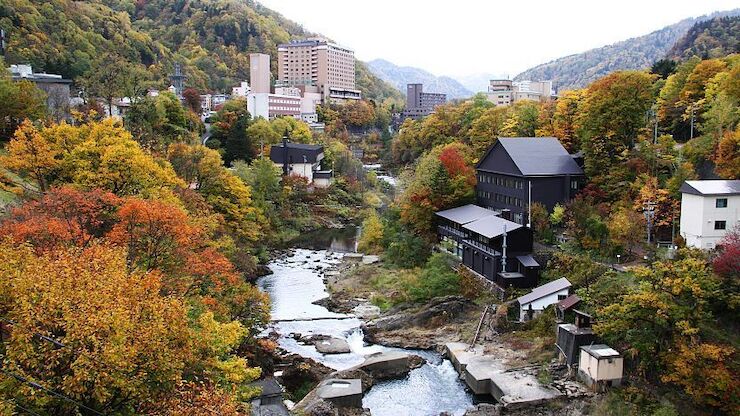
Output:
643 201 656 245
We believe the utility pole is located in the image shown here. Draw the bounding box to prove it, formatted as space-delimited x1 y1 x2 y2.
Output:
690 105 695 140
643 201 656 245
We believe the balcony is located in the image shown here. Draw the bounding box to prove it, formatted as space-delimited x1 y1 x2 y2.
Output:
438 225 467 240
462 239 501 257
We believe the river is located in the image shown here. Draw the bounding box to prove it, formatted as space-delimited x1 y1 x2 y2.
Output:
257 246 474 416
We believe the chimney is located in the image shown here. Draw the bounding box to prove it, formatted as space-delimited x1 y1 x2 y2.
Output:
282 130 290 176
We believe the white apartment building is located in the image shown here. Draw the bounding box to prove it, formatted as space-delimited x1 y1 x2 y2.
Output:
679 180 740 249
484 79 554 106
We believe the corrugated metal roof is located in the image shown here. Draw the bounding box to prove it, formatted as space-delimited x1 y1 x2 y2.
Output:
435 204 498 225
517 277 571 305
497 137 584 176
679 180 740 196
462 215 522 239
581 344 620 359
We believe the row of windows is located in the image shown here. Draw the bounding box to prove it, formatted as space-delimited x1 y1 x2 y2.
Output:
477 190 524 207
478 173 526 189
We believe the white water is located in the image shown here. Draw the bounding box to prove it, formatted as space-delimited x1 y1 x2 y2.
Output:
257 249 474 416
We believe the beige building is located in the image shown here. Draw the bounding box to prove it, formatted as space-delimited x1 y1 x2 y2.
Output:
249 53 271 94
484 79 554 106
277 39 360 102
578 344 623 391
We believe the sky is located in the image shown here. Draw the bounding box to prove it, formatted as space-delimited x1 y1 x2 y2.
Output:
256 0 738 78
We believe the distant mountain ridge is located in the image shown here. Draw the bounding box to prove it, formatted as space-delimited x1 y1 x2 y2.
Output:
514 9 740 91
367 59 473 99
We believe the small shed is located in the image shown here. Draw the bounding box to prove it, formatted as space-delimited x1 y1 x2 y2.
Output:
578 344 623 391
555 294 581 322
517 277 571 321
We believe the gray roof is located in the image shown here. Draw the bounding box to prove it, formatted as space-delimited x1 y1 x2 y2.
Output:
516 254 540 268
463 215 522 239
494 137 583 176
435 204 497 225
517 277 571 305
581 344 621 359
679 180 740 196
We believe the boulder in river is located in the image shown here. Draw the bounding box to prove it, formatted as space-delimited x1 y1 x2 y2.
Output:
314 337 351 354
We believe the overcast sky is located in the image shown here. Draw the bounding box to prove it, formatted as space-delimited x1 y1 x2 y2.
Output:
256 0 738 78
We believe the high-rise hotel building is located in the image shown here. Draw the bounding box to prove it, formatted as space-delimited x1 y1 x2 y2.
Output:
277 39 361 102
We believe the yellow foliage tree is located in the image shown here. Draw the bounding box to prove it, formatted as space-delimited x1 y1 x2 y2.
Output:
357 209 384 254
2 120 59 192
0 241 193 414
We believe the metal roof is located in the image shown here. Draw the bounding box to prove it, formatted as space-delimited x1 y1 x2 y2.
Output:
491 137 584 176
462 215 522 239
516 254 540 268
581 344 621 359
269 143 323 164
679 180 740 196
517 277 571 305
557 294 581 310
435 204 498 225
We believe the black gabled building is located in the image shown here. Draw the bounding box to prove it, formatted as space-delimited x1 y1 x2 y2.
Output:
475 137 584 225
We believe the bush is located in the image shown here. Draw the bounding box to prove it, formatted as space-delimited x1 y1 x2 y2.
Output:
406 253 461 302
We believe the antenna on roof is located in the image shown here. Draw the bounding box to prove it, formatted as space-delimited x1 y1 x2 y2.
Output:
501 224 507 272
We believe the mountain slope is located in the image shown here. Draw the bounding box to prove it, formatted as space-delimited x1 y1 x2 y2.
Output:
514 9 740 91
367 59 472 99
668 16 740 60
0 0 401 102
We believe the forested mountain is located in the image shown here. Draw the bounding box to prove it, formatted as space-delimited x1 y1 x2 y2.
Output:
367 59 473 99
514 9 740 91
0 0 401 101
668 16 740 61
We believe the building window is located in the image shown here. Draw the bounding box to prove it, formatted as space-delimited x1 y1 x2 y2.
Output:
571 180 578 190
715 220 727 230
716 198 728 208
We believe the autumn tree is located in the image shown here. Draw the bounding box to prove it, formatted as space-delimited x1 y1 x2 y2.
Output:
0 187 120 250
0 242 193 415
595 253 736 413
580 71 656 198
607 206 644 256
81 53 148 116
551 89 585 152
357 209 384 254
1 120 59 192
182 88 202 113
0 67 46 140
714 127 739 178
125 92 199 150
400 142 476 236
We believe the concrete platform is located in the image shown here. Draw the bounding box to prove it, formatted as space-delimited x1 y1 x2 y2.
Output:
447 342 563 408
316 378 363 408
463 356 505 395
446 342 485 373
490 371 562 409
314 337 351 354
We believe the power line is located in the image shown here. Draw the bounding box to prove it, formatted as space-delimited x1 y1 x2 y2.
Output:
0 368 105 415
12 402 43 416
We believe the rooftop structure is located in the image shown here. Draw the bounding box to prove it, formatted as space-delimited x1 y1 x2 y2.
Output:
403 83 447 119
517 277 572 321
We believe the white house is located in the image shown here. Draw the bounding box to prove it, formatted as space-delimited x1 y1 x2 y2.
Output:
679 180 740 249
578 344 623 391
516 277 571 321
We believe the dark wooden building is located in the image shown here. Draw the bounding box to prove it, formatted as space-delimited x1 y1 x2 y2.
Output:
476 137 584 225
436 204 540 288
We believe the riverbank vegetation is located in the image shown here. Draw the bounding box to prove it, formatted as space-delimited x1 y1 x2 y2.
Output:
355 54 739 414
0 81 382 413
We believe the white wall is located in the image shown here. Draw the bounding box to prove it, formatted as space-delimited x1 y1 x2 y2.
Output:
520 288 570 321
247 93 270 119
681 193 740 249
274 162 315 183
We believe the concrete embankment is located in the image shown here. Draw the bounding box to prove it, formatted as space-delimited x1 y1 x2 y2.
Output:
447 342 563 410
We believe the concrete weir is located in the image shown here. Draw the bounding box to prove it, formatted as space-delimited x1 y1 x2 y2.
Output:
446 342 562 409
